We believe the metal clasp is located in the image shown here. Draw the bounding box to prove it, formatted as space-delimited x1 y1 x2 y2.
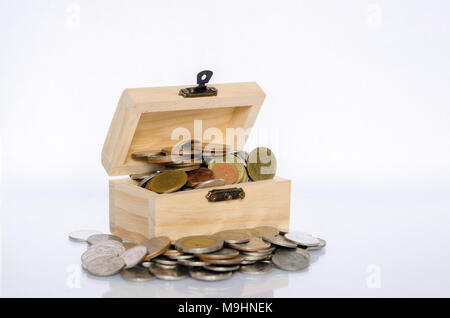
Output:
179 70 218 98
206 188 245 202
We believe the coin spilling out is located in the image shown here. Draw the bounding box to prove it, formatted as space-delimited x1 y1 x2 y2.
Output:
272 248 310 271
186 168 214 187
141 236 171 260
239 262 273 275
148 263 188 281
228 230 271 252
175 235 224 254
284 232 320 247
69 229 103 242
87 234 122 245
147 170 188 194
85 255 125 276
262 234 298 248
214 230 251 244
196 248 240 260
211 163 239 185
189 268 236 281
194 179 225 189
247 147 277 181
120 267 156 282
120 245 147 269
305 238 327 251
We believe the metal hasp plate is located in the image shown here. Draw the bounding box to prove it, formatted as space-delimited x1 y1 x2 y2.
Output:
206 188 245 202
179 70 218 98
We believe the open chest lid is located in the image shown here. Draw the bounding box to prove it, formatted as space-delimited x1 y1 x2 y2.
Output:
102 73 266 176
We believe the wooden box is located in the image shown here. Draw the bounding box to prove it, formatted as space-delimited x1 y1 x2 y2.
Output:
102 81 291 243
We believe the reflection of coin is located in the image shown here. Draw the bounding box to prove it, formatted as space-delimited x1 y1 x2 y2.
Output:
120 245 148 269
211 163 239 185
186 168 214 187
85 255 125 276
69 229 102 242
214 230 250 244
262 234 297 248
306 238 327 251
202 255 245 265
148 263 188 280
203 264 240 272
120 267 156 282
272 248 310 271
284 232 320 247
193 179 225 189
141 236 171 260
87 234 122 245
189 268 236 281
175 235 224 254
147 170 187 193
239 262 273 275
247 147 277 181
196 248 239 260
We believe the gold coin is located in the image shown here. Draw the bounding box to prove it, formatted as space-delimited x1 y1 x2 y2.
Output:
141 236 171 260
175 235 224 254
247 147 277 181
147 170 187 193
211 163 238 185
208 154 245 184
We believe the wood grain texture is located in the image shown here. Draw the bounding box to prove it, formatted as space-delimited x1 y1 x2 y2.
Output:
101 82 265 176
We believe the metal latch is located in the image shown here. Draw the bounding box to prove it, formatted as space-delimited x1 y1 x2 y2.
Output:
206 188 245 202
179 70 218 98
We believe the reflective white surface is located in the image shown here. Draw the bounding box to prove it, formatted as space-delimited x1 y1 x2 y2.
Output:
2 194 450 297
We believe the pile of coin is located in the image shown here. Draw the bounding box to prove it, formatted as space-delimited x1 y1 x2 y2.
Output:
130 140 277 194
69 227 326 282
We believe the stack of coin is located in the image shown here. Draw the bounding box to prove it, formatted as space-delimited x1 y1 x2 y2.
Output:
71 227 326 282
131 141 278 193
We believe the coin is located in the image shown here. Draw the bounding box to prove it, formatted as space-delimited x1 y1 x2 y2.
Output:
284 232 320 247
238 168 248 183
272 248 310 271
152 256 178 266
175 235 224 254
196 248 240 260
87 234 122 245
132 150 165 159
247 147 277 181
241 253 269 261
85 255 125 276
214 230 251 244
262 234 297 248
147 170 187 193
228 230 271 252
241 247 275 256
81 241 125 264
202 255 245 265
211 163 239 185
239 262 273 275
69 229 102 242
141 261 151 268
161 146 202 156
203 264 240 272
141 236 171 260
148 263 188 280
240 260 257 265
162 165 200 172
166 253 195 260
253 226 279 237
177 258 206 267
306 238 327 251
130 172 156 180
81 248 119 269
186 168 214 187
120 267 156 282
193 179 225 189
120 245 147 269
164 248 183 256
137 171 160 188
189 268 236 281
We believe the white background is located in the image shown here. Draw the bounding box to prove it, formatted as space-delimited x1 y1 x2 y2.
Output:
1 0 450 297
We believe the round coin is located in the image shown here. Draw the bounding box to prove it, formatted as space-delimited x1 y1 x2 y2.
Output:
196 248 240 260
247 147 277 181
177 258 206 267
214 230 250 244
228 230 271 252
69 229 103 242
284 232 320 247
189 268 236 281
186 168 214 187
306 238 327 251
148 263 188 281
272 248 310 271
137 171 160 188
120 245 147 269
166 253 195 260
152 256 179 266
262 234 297 248
175 235 224 254
201 255 245 265
239 262 273 275
203 264 240 272
193 179 225 189
141 236 171 260
211 163 239 185
132 150 165 159
87 234 122 245
147 170 187 193
85 255 125 276
120 267 156 282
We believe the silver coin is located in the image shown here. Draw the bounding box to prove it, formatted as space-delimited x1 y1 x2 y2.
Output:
196 248 240 260
148 263 188 280
241 247 276 256
306 238 327 251
203 264 240 272
214 230 250 244
240 260 257 265
152 263 177 270
272 248 310 271
137 171 161 188
81 249 118 269
120 267 156 282
153 256 179 266
193 179 225 189
177 258 206 267
262 234 297 248
87 234 122 245
120 245 147 269
239 262 273 275
189 268 236 281
81 242 124 264
69 229 103 242
85 255 125 276
141 261 151 268
241 253 269 261
132 151 165 159
166 254 195 260
284 232 320 247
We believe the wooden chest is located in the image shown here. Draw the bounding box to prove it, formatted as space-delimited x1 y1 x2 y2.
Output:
102 79 291 243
